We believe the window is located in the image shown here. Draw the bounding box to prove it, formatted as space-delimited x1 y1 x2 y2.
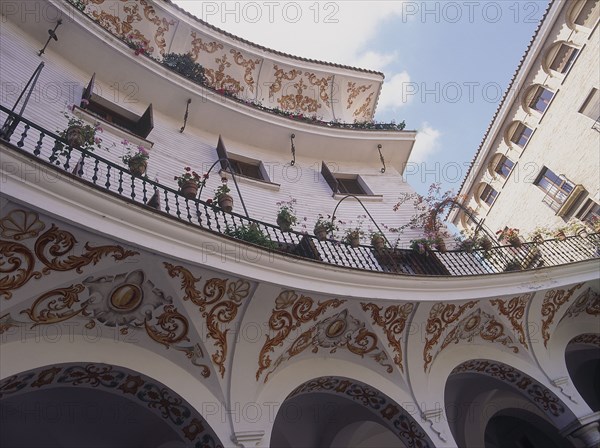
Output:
535 167 574 210
216 136 267 181
510 123 533 147
528 86 554 113
495 156 514 178
81 73 153 138
579 88 600 121
321 162 369 195
549 44 579 74
577 199 600 226
480 184 498 206
575 0 600 28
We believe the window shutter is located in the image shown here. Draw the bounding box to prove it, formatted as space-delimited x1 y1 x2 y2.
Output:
321 162 338 194
81 73 95 107
216 135 229 170
136 103 154 138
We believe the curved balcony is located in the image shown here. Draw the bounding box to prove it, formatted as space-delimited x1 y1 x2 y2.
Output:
1 104 599 277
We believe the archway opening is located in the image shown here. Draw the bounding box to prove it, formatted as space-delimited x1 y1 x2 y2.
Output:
270 377 433 448
565 335 600 412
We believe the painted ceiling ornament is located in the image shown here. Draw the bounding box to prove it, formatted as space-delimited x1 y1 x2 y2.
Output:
561 287 600 321
264 309 393 382
0 209 45 240
83 270 171 327
490 294 532 349
256 290 345 381
541 283 584 347
346 82 372 109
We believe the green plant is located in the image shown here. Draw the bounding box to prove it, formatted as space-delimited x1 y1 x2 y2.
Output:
410 238 431 254
174 167 207 188
59 106 104 152
162 53 206 84
314 214 338 234
276 199 298 227
121 142 149 165
124 34 151 56
504 260 522 272
496 227 520 245
214 177 231 201
225 224 277 250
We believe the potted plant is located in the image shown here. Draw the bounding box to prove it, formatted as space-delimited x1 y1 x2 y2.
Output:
122 144 149 176
477 235 493 251
343 229 363 248
276 199 298 231
225 223 276 250
410 238 430 255
565 219 589 238
59 106 104 151
314 214 337 241
554 228 567 241
430 234 447 253
529 227 551 245
591 216 600 233
454 232 477 253
174 167 206 199
496 227 521 248
370 231 386 251
214 177 233 212
504 259 522 272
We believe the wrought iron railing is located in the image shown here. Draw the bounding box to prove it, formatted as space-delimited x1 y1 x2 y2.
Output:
1 104 599 277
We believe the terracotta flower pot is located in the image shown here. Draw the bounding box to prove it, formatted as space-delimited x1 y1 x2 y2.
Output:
371 236 385 251
314 225 328 241
179 180 199 199
217 194 233 212
128 159 148 176
508 235 522 248
277 215 293 231
66 125 86 148
555 231 566 241
347 234 360 248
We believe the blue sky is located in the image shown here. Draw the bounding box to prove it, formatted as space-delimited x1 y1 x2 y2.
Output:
172 0 549 195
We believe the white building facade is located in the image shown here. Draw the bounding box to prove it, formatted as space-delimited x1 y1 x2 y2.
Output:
0 1 599 447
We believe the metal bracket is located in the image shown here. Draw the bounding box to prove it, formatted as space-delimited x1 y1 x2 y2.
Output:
39 20 62 56
377 144 386 173
290 133 296 166
179 99 192 133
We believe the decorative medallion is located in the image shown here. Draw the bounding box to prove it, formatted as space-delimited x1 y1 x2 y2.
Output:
361 302 414 372
256 290 344 381
0 210 45 240
263 309 393 382
541 284 584 347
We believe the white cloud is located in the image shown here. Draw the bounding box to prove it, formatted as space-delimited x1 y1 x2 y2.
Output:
376 71 412 113
411 123 441 163
351 51 398 73
172 1 405 68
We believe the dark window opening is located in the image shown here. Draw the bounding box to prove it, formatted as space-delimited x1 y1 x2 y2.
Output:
495 156 515 178
480 185 498 206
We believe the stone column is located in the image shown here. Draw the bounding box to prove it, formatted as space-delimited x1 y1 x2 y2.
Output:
562 412 600 448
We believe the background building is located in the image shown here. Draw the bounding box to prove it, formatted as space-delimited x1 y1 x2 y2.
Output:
449 0 600 239
0 1 599 447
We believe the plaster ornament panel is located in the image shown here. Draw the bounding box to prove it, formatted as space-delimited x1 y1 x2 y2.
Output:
11 273 212 378
264 309 394 382
84 0 177 56
361 302 414 372
288 377 434 448
163 263 252 378
0 210 45 241
256 290 345 381
0 363 224 447
541 283 584 347
489 294 532 349
560 287 600 322
189 31 224 58
452 360 568 420
0 212 138 300
423 300 479 372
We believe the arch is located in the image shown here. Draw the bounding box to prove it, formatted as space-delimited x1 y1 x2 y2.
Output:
567 0 600 30
487 153 505 177
271 376 435 448
0 362 224 447
521 84 554 115
543 41 580 75
503 120 533 149
447 359 577 428
565 334 600 412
